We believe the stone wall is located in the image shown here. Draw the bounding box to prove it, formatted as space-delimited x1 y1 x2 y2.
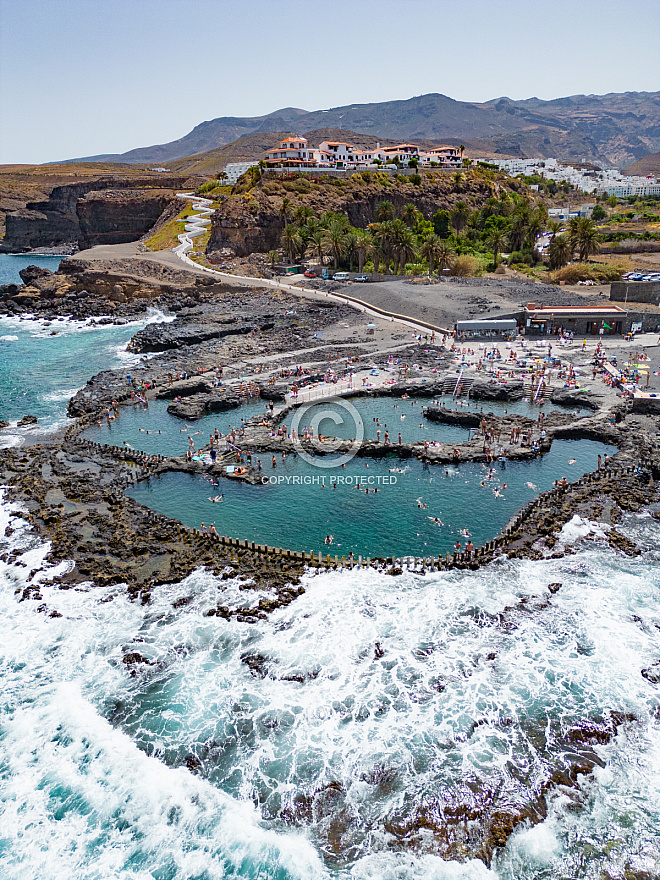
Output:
611 281 660 305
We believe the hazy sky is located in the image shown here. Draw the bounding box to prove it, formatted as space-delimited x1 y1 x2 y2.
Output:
1 0 658 164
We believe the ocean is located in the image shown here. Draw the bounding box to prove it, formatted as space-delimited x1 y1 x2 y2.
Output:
1 254 659 879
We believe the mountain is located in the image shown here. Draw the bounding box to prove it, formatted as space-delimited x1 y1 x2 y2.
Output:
623 152 660 176
167 129 442 176
70 91 660 169
68 107 309 165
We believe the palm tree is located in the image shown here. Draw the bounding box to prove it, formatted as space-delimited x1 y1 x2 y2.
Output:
370 221 395 275
569 217 600 261
485 217 509 268
391 220 416 275
459 145 465 163
280 225 302 263
419 233 443 275
526 207 545 246
267 249 279 269
402 203 418 227
322 219 350 269
294 205 314 225
508 206 530 251
548 234 572 270
355 229 374 273
451 201 471 235
437 242 455 270
280 197 292 228
453 171 464 191
344 232 358 272
375 200 395 221
216 171 228 184
306 228 325 265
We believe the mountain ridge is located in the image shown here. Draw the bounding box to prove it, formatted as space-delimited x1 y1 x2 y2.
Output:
67 90 660 169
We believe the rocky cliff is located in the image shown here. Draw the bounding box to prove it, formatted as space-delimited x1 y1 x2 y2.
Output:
1 176 196 252
206 168 528 257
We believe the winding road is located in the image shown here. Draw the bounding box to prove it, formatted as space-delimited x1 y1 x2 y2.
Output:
173 193 452 337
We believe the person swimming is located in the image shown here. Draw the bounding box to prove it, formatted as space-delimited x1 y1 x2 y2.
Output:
209 494 223 503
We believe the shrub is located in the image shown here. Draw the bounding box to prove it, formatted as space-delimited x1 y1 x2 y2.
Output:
361 170 372 183
449 255 481 276
549 263 625 284
406 263 426 275
409 174 422 186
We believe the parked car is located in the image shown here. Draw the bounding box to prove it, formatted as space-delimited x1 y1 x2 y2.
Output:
641 274 659 281
304 269 318 278
353 274 370 282
333 272 350 281
629 273 644 280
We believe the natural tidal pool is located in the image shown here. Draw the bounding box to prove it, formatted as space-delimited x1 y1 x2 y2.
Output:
84 393 586 461
128 437 615 557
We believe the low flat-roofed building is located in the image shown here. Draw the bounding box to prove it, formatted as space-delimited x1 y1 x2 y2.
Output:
523 304 627 336
456 319 518 338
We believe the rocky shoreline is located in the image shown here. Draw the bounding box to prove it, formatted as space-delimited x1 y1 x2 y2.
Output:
1 255 660 870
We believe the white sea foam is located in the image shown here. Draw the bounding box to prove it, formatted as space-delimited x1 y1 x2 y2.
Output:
0 334 19 341
1 490 659 879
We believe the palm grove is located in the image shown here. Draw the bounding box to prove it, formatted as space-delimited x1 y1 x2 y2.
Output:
272 190 600 277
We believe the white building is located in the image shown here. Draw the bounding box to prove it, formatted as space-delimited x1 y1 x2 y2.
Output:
264 136 316 165
223 161 260 185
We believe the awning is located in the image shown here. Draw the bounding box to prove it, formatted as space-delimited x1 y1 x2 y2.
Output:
456 319 517 332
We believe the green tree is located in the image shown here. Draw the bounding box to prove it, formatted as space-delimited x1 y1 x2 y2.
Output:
267 249 279 268
305 228 325 265
294 205 314 225
591 204 607 222
432 209 451 239
345 232 358 271
419 233 443 275
375 200 395 221
451 201 471 235
569 217 600 261
280 197 292 228
485 216 509 267
322 219 350 269
216 171 228 183
402 203 418 227
370 221 395 274
355 230 374 273
508 206 531 251
280 225 302 263
607 194 618 208
437 242 455 270
391 220 416 275
548 233 572 270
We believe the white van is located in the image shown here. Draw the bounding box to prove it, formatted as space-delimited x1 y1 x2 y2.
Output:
333 272 350 281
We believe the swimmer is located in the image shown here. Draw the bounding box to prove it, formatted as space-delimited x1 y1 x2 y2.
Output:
209 494 224 503
416 497 428 509
526 482 538 491
427 516 444 526
568 458 576 464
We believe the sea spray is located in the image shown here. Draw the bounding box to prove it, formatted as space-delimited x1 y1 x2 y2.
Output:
1 490 659 878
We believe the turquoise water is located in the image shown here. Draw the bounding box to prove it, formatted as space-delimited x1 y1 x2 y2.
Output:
3 494 659 880
84 394 585 460
128 438 615 557
0 252 63 285
0 262 658 878
0 313 171 443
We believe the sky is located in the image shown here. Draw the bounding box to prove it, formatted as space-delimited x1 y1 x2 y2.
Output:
1 0 658 165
